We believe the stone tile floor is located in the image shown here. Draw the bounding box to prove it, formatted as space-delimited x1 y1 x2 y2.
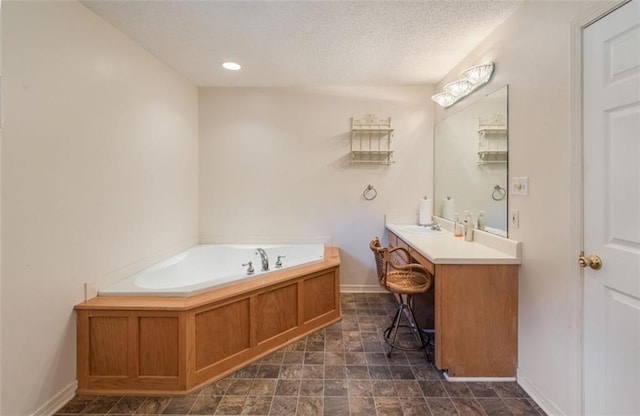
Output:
56 293 546 415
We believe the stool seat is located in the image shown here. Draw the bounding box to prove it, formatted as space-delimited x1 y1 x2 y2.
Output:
385 270 431 295
369 237 434 360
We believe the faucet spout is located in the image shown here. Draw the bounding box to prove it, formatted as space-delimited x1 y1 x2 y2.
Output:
424 222 441 231
256 248 269 271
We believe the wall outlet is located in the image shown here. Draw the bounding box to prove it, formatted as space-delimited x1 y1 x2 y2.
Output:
511 209 520 228
511 177 529 196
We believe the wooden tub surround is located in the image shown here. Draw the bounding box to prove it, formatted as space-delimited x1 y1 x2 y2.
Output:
75 247 341 396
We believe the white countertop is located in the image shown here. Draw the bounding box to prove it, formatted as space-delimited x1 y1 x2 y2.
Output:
385 219 521 265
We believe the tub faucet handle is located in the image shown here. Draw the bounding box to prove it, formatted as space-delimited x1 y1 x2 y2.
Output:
276 255 286 268
242 261 255 275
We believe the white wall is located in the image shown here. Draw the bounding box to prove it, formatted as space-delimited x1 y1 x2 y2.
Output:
199 86 433 290
434 2 610 415
1 2 199 414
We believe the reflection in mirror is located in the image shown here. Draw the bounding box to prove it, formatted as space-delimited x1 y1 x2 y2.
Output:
434 85 508 237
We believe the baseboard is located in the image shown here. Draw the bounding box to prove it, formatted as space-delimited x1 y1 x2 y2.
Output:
444 372 515 383
340 284 386 293
32 380 77 416
517 372 565 416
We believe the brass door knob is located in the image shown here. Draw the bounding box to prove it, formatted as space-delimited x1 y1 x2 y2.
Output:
578 253 602 270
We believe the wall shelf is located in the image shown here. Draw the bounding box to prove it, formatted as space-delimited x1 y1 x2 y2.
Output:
478 151 508 164
351 114 394 165
477 114 507 165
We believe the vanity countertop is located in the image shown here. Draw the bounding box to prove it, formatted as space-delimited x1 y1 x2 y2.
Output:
385 221 521 265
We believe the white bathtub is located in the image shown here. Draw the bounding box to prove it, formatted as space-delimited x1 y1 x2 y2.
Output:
99 244 325 297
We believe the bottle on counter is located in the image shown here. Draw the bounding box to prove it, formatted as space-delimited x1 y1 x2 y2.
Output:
477 211 486 231
464 211 474 242
454 212 463 237
464 221 474 241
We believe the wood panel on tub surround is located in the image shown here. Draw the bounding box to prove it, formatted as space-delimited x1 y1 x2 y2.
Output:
75 247 341 396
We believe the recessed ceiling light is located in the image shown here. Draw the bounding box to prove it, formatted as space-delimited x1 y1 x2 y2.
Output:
222 62 241 71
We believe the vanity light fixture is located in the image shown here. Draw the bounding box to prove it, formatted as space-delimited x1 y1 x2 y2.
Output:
431 92 456 107
431 62 495 108
444 79 473 97
222 61 242 71
460 63 494 85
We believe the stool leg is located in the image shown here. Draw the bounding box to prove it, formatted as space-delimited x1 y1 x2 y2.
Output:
384 294 433 361
385 298 405 358
387 303 401 331
383 293 431 360
407 297 431 362
406 296 425 345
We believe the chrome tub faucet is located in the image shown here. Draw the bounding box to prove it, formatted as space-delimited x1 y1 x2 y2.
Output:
256 248 269 271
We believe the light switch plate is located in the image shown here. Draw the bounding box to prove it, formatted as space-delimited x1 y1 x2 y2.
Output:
511 177 529 196
511 209 520 228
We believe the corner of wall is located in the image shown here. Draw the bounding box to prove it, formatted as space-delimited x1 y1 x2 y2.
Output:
30 381 77 416
518 372 567 416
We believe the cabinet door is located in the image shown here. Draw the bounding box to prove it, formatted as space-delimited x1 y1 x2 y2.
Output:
435 264 518 377
388 231 398 248
387 231 409 265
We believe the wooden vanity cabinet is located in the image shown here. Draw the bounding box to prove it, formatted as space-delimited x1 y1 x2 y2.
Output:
388 230 518 378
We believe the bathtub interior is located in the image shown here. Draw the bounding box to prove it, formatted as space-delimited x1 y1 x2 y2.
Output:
98 244 325 297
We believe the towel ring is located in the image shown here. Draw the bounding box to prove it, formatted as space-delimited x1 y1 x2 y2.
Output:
492 185 506 201
363 184 377 201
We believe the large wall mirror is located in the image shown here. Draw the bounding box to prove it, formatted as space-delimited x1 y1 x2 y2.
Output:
434 85 509 237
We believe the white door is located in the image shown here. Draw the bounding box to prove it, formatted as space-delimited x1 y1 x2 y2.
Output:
583 1 640 415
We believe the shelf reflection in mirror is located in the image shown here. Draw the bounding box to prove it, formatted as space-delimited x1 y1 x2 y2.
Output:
434 85 509 237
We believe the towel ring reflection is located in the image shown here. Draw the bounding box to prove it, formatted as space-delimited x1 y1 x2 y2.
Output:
363 184 377 201
492 185 506 201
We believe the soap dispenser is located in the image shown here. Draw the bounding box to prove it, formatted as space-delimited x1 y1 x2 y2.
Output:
477 211 486 231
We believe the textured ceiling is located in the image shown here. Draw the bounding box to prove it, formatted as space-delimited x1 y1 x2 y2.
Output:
81 0 523 87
